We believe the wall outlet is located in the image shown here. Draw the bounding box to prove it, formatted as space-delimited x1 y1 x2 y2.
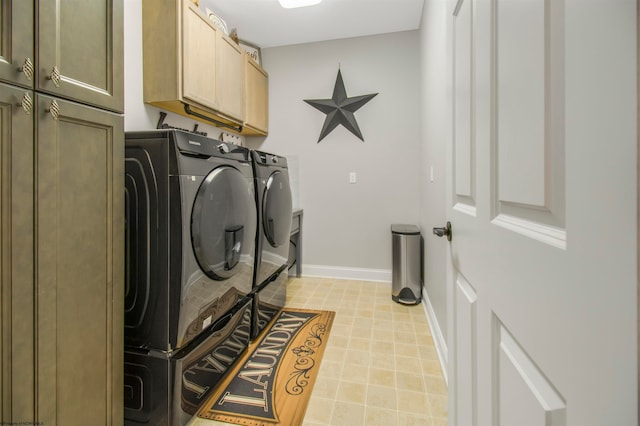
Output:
349 172 357 184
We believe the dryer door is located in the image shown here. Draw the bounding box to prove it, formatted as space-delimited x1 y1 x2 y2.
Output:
263 170 293 248
191 166 256 280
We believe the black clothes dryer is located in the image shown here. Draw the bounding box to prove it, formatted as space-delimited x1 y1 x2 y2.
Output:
124 130 256 424
250 150 293 339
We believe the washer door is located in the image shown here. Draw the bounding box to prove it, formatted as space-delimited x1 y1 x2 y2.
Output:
263 170 293 248
191 166 255 280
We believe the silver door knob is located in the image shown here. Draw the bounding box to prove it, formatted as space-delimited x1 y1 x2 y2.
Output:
433 222 452 241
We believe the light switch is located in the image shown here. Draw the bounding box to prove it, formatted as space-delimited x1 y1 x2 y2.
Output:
349 172 357 184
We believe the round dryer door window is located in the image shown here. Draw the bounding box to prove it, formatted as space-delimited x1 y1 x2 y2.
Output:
263 170 293 247
191 166 256 280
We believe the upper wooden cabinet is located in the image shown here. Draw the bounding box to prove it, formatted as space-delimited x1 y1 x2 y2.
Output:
37 0 124 112
244 54 269 135
143 0 267 134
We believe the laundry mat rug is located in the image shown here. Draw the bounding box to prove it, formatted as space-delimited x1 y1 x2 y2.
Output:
196 308 335 426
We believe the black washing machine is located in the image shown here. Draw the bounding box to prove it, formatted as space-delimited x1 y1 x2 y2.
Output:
123 130 256 425
250 150 293 339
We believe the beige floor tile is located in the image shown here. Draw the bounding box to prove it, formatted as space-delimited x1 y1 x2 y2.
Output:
344 349 370 366
336 381 367 405
327 334 349 349
396 371 426 393
368 367 395 387
319 360 344 381
428 394 448 418
322 347 346 363
364 406 399 426
304 397 334 424
348 337 371 351
373 340 394 355
395 355 422 373
397 389 430 415
417 344 439 360
369 351 395 370
424 375 447 396
331 401 365 426
422 359 445 377
393 330 415 343
431 417 448 426
366 384 397 410
371 329 394 342
395 342 420 357
397 412 434 426
330 324 352 337
341 363 369 384
311 376 339 399
350 326 372 339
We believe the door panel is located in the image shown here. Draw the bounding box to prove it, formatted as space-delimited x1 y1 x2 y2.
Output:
0 2 34 88
453 0 475 213
36 94 123 425
454 274 477 426
446 0 637 425
496 320 566 426
0 83 34 423
492 0 565 247
37 0 124 112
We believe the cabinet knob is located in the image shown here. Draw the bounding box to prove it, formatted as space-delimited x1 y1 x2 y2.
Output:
45 100 60 120
17 92 32 115
46 66 61 88
17 57 34 81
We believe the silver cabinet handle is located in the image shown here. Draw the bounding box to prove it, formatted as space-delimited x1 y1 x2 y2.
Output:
46 66 61 87
17 57 34 81
17 92 32 114
45 99 60 120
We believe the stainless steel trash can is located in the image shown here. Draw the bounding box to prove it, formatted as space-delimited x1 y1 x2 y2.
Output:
391 224 422 305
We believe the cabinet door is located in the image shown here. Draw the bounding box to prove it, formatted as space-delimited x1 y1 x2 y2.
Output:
0 2 34 88
36 94 123 425
216 33 244 122
244 57 268 135
183 1 218 110
0 84 34 423
37 0 124 113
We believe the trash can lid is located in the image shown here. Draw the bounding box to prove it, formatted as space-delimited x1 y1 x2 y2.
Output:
391 224 421 235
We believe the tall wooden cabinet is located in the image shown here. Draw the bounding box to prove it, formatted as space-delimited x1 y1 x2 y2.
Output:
0 1 124 425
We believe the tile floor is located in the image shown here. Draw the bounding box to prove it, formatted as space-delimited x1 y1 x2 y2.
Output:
287 277 448 426
189 276 448 426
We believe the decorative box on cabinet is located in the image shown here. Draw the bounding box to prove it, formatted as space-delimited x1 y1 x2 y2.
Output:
143 0 245 130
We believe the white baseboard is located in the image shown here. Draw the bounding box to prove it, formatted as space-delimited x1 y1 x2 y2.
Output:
422 287 448 386
301 264 392 283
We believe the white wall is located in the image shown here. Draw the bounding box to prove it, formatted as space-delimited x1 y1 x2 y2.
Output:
254 32 422 280
123 1 425 282
418 0 449 353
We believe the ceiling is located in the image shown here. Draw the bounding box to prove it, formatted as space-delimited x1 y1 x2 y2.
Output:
200 0 425 48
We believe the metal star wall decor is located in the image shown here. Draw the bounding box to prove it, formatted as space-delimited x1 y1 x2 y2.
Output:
304 69 378 143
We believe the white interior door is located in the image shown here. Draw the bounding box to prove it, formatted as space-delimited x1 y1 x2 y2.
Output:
444 1 637 425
